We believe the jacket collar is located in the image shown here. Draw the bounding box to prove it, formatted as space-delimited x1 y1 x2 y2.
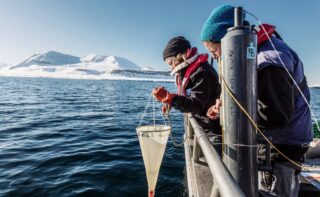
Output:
170 52 199 76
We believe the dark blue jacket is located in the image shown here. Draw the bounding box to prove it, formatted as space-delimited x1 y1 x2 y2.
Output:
257 36 313 145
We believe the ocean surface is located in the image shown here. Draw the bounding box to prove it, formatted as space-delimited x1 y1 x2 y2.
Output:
0 77 185 197
0 77 319 197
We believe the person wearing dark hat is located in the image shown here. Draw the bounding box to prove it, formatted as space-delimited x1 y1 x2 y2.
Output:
153 36 222 154
201 4 313 196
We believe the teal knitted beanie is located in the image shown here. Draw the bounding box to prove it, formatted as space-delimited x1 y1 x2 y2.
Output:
201 5 240 42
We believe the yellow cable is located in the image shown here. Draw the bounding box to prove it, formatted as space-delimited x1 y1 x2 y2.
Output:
221 77 306 170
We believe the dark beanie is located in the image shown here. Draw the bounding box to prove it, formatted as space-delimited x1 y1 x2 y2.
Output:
163 36 191 60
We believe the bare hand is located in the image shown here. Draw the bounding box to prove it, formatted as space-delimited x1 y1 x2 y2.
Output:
207 99 222 119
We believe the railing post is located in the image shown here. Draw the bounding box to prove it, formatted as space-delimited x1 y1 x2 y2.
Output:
186 114 194 140
193 137 200 163
185 113 200 163
210 182 220 197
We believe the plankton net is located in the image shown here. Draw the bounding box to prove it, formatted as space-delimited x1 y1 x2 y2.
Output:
137 93 171 197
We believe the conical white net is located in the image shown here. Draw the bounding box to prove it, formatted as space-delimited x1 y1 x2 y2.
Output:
137 125 171 194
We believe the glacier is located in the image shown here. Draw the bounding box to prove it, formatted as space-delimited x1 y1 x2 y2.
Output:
0 51 173 82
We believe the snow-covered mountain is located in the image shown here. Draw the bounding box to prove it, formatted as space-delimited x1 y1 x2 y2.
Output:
81 54 108 63
80 54 141 70
0 51 173 81
13 51 81 68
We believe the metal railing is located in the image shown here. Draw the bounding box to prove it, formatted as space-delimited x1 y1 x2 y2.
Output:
185 113 245 197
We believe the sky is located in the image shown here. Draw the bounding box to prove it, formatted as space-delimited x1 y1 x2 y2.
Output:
0 0 319 84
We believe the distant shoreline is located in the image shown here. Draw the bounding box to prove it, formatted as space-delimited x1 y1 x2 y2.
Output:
0 75 175 83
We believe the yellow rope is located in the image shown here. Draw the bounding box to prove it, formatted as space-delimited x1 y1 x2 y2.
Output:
221 77 306 170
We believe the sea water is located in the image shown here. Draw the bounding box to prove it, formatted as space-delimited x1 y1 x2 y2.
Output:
0 77 185 197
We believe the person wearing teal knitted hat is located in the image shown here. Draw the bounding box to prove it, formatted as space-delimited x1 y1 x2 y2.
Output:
200 4 243 59
202 4 313 197
201 4 235 42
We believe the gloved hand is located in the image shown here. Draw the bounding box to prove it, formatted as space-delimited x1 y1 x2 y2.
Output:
207 99 222 120
161 104 171 115
152 87 175 105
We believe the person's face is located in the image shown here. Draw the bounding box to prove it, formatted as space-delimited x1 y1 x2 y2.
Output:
165 56 180 71
203 41 221 59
